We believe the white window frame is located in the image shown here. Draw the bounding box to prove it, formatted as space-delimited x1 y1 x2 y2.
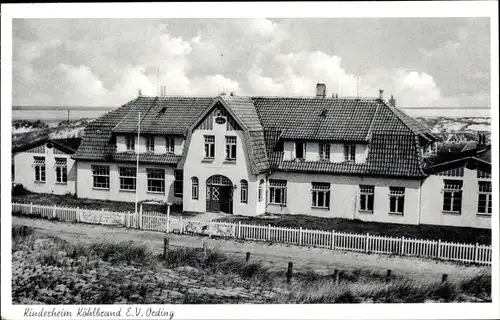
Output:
33 157 46 183
241 180 248 204
225 136 237 161
311 182 330 209
147 168 165 193
477 181 492 215
92 165 110 189
126 136 135 151
442 180 463 214
119 167 137 191
359 185 374 212
344 144 356 162
165 136 175 154
295 142 306 160
269 179 287 206
258 179 264 202
389 187 405 215
319 143 330 161
204 135 215 159
54 158 67 184
192 177 199 200
146 136 155 152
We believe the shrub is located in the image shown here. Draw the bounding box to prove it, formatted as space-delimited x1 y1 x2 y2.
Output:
12 225 34 240
12 184 29 196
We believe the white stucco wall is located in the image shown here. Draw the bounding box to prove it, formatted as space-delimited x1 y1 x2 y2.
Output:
116 135 184 155
76 161 180 204
13 146 76 195
266 171 422 225
182 116 261 216
420 168 491 229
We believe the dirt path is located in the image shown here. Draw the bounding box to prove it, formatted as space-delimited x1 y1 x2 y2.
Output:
12 216 489 282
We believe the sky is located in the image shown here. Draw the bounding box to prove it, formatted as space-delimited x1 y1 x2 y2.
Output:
12 18 491 109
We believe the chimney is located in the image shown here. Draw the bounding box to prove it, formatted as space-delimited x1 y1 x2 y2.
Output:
138 89 142 97
316 83 326 98
379 89 384 100
389 94 396 107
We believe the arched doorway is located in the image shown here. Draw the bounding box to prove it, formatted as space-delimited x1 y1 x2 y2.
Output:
206 175 233 214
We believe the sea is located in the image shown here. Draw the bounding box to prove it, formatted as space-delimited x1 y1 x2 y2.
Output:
11 105 491 126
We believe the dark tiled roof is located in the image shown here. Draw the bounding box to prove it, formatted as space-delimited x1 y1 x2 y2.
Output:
112 97 213 134
75 95 435 178
253 97 380 141
13 137 82 154
423 145 491 175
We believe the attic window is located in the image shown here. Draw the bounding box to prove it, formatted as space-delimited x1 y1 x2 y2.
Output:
160 107 167 113
320 109 328 118
215 116 226 125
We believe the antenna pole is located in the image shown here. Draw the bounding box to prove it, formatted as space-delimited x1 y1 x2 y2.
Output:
135 112 140 218
157 68 160 96
357 76 359 98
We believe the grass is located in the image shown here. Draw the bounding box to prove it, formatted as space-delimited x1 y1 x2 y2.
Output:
216 214 491 245
12 189 198 217
11 226 492 304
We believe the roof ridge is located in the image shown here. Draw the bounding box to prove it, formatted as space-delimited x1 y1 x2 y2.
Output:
365 102 381 140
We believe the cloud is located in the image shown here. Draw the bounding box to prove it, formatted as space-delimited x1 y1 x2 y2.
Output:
11 18 489 109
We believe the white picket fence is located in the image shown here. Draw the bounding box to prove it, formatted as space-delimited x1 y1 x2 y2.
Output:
12 202 492 265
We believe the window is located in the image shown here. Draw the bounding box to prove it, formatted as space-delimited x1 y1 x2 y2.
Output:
126 136 135 151
241 180 248 204
389 187 405 214
204 135 215 159
192 177 199 200
422 142 437 157
312 182 330 209
478 181 492 214
92 165 110 189
165 136 175 154
359 185 374 212
147 168 165 193
54 158 67 184
295 142 305 160
344 144 356 162
33 157 46 183
319 143 330 161
146 136 155 152
225 136 237 160
269 179 287 205
174 170 183 197
258 179 264 202
119 167 136 191
442 180 463 213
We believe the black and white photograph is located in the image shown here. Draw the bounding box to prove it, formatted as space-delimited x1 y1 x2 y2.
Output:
1 2 498 320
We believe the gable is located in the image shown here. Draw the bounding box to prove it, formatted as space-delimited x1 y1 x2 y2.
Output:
194 102 242 131
24 144 46 154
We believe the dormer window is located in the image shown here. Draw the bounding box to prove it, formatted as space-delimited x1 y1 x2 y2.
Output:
165 136 175 154
422 142 437 157
295 142 305 160
319 143 330 161
126 136 135 151
344 144 356 162
146 136 155 152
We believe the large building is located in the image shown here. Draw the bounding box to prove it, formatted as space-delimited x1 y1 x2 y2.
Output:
13 84 491 229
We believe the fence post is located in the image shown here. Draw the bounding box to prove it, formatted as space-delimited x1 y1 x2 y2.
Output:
166 204 171 234
203 241 207 258
474 243 479 263
52 204 57 219
400 236 405 255
267 224 271 241
437 239 441 259
245 252 250 263
30 202 33 215
365 233 370 253
180 217 183 235
441 274 448 283
286 262 293 284
163 237 169 262
76 207 80 223
238 221 241 239
330 230 335 250
299 227 302 245
386 269 392 283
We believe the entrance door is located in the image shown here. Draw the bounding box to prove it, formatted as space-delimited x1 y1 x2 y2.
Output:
206 175 233 214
